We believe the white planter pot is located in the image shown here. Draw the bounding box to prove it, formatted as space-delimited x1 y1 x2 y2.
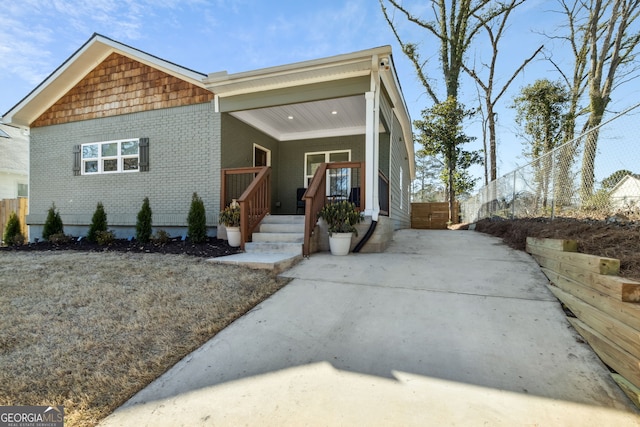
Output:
226 226 241 247
328 232 353 256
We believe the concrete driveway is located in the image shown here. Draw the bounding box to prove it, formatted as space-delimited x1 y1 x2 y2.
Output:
100 229 639 426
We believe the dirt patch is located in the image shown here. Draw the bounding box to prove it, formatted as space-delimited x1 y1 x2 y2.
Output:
0 250 288 426
473 217 640 281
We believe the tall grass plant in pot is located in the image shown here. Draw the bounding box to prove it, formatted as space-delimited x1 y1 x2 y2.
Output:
219 204 241 247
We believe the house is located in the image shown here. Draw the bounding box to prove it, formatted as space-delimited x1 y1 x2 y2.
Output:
610 174 640 211
0 123 29 200
3 33 414 254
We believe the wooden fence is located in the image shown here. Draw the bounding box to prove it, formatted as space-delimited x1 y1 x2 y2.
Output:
0 198 28 243
526 237 640 408
411 202 459 229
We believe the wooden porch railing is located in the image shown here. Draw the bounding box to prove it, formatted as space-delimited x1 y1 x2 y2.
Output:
221 166 271 250
302 161 364 257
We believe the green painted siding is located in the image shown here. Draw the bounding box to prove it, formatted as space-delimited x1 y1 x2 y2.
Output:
276 135 365 214
27 102 220 239
389 113 411 229
221 113 280 210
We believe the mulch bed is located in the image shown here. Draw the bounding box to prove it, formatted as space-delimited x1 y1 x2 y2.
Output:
472 217 640 280
0 236 242 258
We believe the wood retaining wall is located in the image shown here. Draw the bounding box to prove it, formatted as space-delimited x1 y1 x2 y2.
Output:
526 237 640 408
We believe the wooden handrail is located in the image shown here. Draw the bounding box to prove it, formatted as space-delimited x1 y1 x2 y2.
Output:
221 167 264 210
302 161 365 257
237 167 271 250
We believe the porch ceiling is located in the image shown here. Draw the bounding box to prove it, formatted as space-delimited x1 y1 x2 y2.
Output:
231 95 385 141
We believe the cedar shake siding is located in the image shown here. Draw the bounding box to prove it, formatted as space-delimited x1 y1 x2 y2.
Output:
32 53 214 127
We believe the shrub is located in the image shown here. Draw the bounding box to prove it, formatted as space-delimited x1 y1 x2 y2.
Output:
48 233 73 244
187 192 207 243
136 197 152 243
152 229 171 245
3 212 23 246
87 202 108 242
42 203 64 241
95 230 115 245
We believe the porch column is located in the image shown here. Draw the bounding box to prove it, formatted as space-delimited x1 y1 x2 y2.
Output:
364 88 380 220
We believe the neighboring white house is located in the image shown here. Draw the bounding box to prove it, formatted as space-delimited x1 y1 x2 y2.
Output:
610 174 640 210
0 123 28 200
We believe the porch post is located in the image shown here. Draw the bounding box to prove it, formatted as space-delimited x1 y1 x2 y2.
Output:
364 86 381 219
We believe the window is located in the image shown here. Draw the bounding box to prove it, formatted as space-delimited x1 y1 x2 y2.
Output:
17 183 28 197
304 150 351 197
81 139 140 175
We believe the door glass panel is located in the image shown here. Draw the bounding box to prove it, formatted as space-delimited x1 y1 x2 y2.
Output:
306 154 325 177
329 152 350 197
329 152 349 162
254 146 268 167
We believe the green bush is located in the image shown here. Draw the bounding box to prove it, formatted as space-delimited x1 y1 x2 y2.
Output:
42 203 64 241
3 212 23 246
87 202 108 242
187 192 207 243
136 197 152 243
95 230 115 245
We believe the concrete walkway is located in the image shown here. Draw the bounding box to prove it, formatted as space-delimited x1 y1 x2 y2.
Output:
100 230 639 426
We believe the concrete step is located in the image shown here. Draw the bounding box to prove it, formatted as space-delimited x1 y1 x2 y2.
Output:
252 232 304 243
260 215 305 224
259 223 305 233
244 241 303 255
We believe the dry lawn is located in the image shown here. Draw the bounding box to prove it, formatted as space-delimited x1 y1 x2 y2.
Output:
0 251 289 426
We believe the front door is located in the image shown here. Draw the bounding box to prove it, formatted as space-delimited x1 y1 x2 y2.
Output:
254 144 271 167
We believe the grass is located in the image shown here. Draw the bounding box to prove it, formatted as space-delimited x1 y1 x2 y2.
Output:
0 251 289 426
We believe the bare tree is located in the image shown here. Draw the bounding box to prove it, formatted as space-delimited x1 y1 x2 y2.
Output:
544 0 590 209
462 0 543 183
580 0 640 200
380 0 519 214
380 0 515 103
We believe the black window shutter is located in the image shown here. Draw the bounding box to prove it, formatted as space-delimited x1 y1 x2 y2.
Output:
139 138 149 172
73 145 81 176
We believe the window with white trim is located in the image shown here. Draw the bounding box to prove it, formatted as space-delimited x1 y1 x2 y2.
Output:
81 138 140 175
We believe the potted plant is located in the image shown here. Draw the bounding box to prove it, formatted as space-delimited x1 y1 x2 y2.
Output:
219 203 241 247
318 200 364 255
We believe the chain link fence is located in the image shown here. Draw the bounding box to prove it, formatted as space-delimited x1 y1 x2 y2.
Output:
462 103 640 223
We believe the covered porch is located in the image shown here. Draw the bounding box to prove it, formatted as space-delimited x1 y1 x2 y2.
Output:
206 46 413 255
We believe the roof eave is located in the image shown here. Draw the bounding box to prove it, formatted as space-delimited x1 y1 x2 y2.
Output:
205 45 393 97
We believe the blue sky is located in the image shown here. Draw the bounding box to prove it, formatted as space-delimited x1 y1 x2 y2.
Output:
1 0 638 183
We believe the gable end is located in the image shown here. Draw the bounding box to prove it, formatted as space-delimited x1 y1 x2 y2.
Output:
32 52 214 127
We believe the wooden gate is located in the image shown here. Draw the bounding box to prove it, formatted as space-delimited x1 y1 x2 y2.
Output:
0 198 29 242
411 202 458 229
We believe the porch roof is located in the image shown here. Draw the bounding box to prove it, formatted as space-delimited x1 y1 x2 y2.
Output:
205 46 415 179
